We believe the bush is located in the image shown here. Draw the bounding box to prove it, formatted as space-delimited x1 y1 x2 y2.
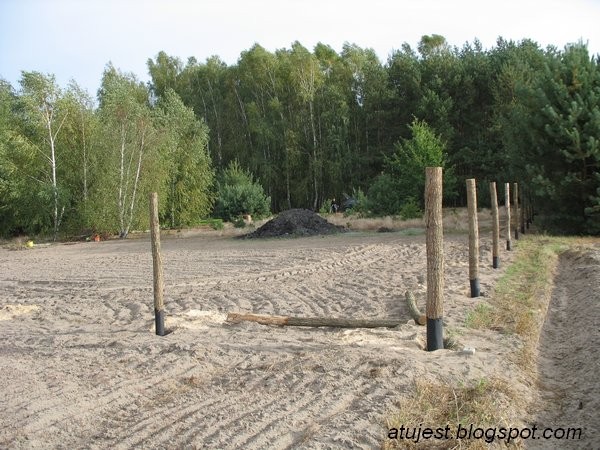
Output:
213 161 271 222
366 174 402 216
399 197 422 220
319 198 334 215
343 188 369 217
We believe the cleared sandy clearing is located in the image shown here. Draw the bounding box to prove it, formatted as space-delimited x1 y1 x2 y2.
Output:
0 229 573 449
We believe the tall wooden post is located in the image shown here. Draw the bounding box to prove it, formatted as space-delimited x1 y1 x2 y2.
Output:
150 192 165 336
528 190 534 224
520 186 526 234
425 167 444 351
513 183 519 240
466 179 480 297
490 182 500 269
505 183 512 251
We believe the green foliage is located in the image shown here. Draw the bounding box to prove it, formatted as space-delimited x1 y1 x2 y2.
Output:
399 197 423 220
213 161 271 222
4 38 600 237
232 217 247 228
343 188 369 217
157 89 214 228
90 65 164 237
499 43 600 234
367 119 456 216
319 198 334 215
366 173 402 216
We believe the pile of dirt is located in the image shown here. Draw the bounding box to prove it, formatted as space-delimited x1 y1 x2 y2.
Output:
245 209 346 238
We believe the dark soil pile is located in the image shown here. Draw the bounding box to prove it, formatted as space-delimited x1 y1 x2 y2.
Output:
245 209 346 238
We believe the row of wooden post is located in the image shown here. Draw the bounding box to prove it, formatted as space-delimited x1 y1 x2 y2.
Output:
150 172 533 348
426 172 533 350
466 180 532 299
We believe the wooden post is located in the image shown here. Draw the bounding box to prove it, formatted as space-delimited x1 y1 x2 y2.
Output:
490 182 500 269
505 183 512 251
150 192 165 336
425 167 444 351
466 179 480 297
513 183 519 240
520 186 526 234
528 190 534 224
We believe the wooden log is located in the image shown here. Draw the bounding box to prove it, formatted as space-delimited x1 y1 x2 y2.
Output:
227 291 426 328
466 179 480 297
505 182 512 251
405 291 426 325
149 192 165 336
425 167 444 351
226 313 404 328
490 182 500 269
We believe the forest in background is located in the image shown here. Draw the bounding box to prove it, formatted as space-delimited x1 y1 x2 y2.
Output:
1 35 599 237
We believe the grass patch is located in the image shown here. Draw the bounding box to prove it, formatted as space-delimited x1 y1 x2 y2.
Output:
465 235 570 372
384 377 520 449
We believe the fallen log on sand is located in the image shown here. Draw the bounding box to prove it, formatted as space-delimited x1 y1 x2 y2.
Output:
405 291 427 325
227 313 402 328
226 291 426 328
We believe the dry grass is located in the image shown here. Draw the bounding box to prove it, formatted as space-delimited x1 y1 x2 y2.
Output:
384 377 521 449
325 214 423 232
324 207 495 234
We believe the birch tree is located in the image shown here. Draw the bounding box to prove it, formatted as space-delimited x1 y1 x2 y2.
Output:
20 72 69 240
96 65 161 238
289 42 324 210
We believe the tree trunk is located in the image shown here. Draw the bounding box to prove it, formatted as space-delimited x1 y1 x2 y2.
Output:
123 126 146 239
309 100 319 210
118 123 127 237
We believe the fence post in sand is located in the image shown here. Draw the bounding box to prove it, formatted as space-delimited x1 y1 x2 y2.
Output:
505 183 512 251
466 179 480 297
150 192 165 336
513 183 519 240
520 186 526 235
528 190 534 226
490 182 500 269
425 167 444 351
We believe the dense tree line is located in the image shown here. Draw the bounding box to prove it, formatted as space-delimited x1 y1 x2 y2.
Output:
1 35 599 236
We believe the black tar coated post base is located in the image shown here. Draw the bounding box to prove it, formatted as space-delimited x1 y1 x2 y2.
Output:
427 317 444 351
155 309 165 336
470 278 480 298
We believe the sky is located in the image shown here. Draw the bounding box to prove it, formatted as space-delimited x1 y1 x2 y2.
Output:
1 0 599 96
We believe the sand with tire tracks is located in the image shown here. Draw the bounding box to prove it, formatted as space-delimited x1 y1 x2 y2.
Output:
0 227 597 448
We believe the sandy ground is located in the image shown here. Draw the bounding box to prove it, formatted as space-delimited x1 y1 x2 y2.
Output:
0 228 596 449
